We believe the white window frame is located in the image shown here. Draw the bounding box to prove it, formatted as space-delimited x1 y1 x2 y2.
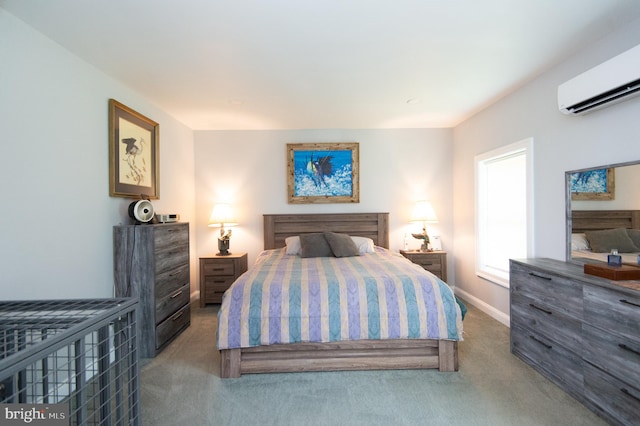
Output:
475 138 534 288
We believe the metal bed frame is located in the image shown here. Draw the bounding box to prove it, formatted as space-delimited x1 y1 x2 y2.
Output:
0 298 140 425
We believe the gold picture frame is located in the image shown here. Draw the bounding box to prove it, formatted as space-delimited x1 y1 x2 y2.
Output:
287 142 360 204
109 99 159 199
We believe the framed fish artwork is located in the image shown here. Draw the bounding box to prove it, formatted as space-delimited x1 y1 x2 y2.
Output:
569 167 614 200
109 99 159 199
287 142 360 204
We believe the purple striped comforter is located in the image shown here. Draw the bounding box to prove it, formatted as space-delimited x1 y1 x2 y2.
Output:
217 247 463 350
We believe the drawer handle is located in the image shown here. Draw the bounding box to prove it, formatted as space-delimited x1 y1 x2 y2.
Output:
529 335 552 349
618 343 640 357
621 388 640 403
529 303 552 315
171 311 184 321
170 290 183 299
528 272 552 281
620 299 640 309
212 268 226 272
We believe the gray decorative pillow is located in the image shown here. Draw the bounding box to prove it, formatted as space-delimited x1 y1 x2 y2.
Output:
324 232 360 257
626 229 640 250
300 233 333 258
584 228 640 253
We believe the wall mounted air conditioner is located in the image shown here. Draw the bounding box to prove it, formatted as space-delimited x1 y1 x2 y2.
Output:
558 43 640 115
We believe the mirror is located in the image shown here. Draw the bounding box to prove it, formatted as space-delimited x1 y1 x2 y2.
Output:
566 160 640 263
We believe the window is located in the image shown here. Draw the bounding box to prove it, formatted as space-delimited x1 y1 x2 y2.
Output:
475 138 533 287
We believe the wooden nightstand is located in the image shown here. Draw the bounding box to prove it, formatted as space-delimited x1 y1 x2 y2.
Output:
400 250 447 281
199 253 248 307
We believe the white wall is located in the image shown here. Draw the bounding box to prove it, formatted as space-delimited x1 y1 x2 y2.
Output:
4 5 640 322
452 17 640 322
193 129 454 294
0 10 197 300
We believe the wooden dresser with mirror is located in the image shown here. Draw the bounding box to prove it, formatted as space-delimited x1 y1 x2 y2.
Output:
510 159 640 425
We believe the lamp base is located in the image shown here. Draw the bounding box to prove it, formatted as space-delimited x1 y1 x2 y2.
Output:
217 239 231 256
420 242 431 252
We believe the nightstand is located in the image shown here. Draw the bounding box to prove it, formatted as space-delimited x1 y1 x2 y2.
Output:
199 253 248 306
400 250 447 281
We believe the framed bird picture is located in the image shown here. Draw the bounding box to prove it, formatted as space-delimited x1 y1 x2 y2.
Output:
287 142 359 204
109 99 159 199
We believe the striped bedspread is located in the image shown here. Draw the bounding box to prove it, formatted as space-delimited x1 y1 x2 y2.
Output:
217 247 463 350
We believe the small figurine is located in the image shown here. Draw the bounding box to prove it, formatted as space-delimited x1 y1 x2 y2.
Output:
412 229 430 252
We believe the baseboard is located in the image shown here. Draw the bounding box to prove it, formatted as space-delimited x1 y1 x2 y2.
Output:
454 288 510 327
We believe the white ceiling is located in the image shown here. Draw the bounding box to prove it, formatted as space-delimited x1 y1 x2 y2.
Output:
3 0 640 130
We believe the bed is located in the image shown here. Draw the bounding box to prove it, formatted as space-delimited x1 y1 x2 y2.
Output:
571 210 640 263
217 213 464 378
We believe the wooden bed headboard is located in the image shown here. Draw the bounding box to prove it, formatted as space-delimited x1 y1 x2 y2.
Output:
263 213 389 249
571 210 640 233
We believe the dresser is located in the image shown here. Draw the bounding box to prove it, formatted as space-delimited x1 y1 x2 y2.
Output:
400 250 447 281
199 253 248 307
510 258 639 425
114 222 191 358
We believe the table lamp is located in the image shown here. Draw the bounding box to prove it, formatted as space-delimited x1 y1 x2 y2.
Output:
410 201 438 252
208 203 238 255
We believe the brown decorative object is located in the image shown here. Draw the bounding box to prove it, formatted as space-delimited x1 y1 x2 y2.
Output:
109 99 159 199
287 142 359 204
583 263 640 280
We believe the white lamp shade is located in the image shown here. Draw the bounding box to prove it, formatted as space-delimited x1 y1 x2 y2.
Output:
410 201 438 223
208 203 238 227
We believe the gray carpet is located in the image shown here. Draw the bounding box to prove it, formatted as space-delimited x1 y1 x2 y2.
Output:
140 301 606 425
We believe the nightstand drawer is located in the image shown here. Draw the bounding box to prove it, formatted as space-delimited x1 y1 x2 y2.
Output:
199 253 248 307
204 276 236 293
202 259 235 275
406 255 441 266
400 250 447 281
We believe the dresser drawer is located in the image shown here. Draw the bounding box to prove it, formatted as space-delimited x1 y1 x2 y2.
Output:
584 362 640 426
510 261 583 320
155 283 190 325
156 264 190 300
583 324 640 387
584 284 640 341
156 304 190 350
511 292 582 353
155 246 190 274
153 224 189 252
202 259 235 276
511 323 583 394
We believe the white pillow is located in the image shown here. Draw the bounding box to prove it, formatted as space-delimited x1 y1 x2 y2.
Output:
285 236 302 255
350 236 375 254
284 235 375 255
571 233 591 251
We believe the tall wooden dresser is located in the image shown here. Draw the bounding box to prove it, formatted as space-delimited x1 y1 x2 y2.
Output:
114 222 191 358
510 258 639 426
